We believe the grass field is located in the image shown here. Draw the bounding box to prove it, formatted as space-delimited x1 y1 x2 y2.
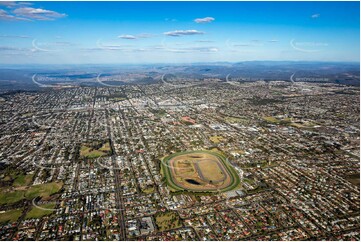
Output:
224 116 246 123
346 174 360 186
263 116 281 124
0 209 22 224
0 190 26 205
289 121 317 129
0 182 63 205
99 142 111 152
80 145 106 158
197 160 225 182
2 175 12 182
209 135 225 144
162 150 240 193
13 173 34 187
141 186 155 194
154 211 182 231
263 116 317 129
210 147 225 155
174 160 195 177
80 141 111 159
25 203 56 219
25 182 63 199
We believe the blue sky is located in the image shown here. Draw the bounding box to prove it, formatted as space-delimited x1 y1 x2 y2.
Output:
0 1 359 64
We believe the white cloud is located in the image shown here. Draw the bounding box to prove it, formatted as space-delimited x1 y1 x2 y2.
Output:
311 13 320 18
96 39 152 52
164 30 204 37
118 34 137 40
0 45 29 51
194 17 215 23
118 33 155 39
137 33 154 38
0 9 28 20
166 47 218 53
13 7 66 20
0 34 30 38
0 1 32 8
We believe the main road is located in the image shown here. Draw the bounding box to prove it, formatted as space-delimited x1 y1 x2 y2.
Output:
105 108 127 240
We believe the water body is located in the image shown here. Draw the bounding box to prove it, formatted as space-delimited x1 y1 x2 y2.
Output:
185 179 201 185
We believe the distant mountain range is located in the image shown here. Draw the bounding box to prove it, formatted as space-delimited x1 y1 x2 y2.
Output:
0 61 359 92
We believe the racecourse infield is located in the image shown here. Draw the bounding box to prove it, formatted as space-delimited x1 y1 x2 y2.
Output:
161 150 241 193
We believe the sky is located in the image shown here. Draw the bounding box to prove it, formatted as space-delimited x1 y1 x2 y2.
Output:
0 1 359 64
